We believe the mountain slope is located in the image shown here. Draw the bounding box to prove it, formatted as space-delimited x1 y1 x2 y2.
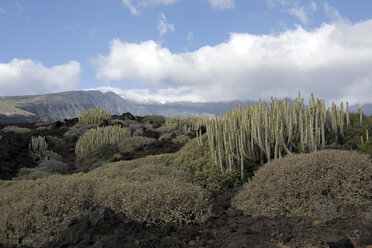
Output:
0 91 149 123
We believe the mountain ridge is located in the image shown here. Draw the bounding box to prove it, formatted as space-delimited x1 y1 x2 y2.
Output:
0 90 371 123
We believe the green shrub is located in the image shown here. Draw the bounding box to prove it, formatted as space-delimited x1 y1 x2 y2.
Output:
232 150 372 220
2 126 18 133
14 127 32 134
359 140 372 156
38 159 69 174
118 136 156 154
0 156 211 247
16 168 52 180
75 125 130 159
172 134 190 145
159 132 174 141
78 107 111 125
142 115 166 128
2 126 31 134
172 134 240 191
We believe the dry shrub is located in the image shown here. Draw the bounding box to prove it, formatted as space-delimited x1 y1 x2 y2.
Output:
96 176 211 226
159 132 174 141
0 175 97 246
2 126 31 134
14 127 32 134
232 150 372 220
172 134 190 145
0 154 211 247
118 136 156 154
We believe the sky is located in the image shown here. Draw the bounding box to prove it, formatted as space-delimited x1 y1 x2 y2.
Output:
0 0 372 104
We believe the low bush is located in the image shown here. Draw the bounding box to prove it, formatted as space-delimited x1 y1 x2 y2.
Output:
159 132 174 141
172 134 240 191
142 115 166 128
232 150 372 220
14 127 32 134
0 155 211 247
2 126 31 134
118 136 156 154
16 168 52 180
38 159 69 174
78 107 111 125
172 134 190 145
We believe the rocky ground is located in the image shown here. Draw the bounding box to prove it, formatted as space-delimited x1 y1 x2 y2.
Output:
0 115 371 248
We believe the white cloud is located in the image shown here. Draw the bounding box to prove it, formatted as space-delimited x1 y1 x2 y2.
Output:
0 59 81 96
324 2 344 23
157 13 174 36
94 20 372 104
91 86 205 103
310 1 317 11
122 0 179 15
207 0 235 10
289 6 308 24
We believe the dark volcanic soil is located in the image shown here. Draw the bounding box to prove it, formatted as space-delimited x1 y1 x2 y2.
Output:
42 187 371 248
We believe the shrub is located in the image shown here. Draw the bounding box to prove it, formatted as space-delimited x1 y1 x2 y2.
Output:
2 126 31 134
78 107 111 125
63 123 97 139
159 132 174 141
16 168 52 180
2 126 18 132
38 159 69 174
118 136 156 154
142 115 166 128
172 134 240 191
232 150 372 220
172 134 190 145
75 125 130 159
14 127 32 134
0 156 211 247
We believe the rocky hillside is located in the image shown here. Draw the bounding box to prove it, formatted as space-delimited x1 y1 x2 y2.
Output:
0 90 149 123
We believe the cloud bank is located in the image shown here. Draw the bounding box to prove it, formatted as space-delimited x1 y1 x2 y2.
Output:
94 20 372 104
0 59 81 96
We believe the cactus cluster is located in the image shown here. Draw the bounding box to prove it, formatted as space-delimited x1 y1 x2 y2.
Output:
29 136 49 163
166 116 205 133
78 107 112 125
204 92 351 181
75 125 130 158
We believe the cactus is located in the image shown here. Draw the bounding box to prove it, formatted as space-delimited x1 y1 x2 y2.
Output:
78 107 111 125
29 136 49 163
75 125 130 158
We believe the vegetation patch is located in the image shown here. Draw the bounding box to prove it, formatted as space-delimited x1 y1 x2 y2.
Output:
172 134 240 191
2 126 31 134
0 154 211 247
118 136 156 154
232 150 372 220
75 125 130 159
78 107 111 125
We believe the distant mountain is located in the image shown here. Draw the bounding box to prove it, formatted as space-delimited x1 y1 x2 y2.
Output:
349 103 372 116
0 90 371 124
140 100 257 117
0 91 149 124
